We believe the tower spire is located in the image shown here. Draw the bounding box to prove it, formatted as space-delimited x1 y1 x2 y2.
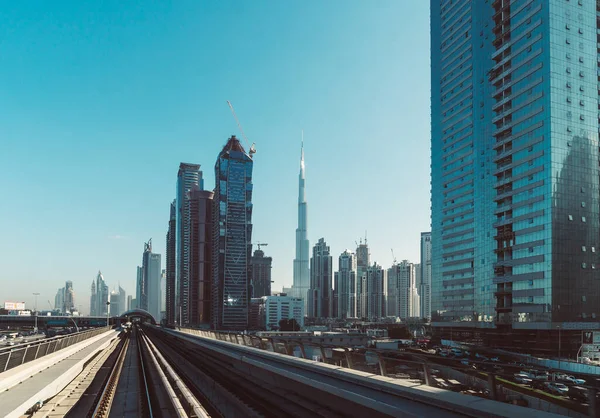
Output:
301 130 304 161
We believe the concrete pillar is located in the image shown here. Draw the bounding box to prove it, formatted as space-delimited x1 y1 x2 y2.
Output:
487 373 498 401
345 349 354 369
378 354 387 377
423 362 432 386
588 386 597 418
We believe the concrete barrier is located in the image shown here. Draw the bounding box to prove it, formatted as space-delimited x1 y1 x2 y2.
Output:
0 330 117 393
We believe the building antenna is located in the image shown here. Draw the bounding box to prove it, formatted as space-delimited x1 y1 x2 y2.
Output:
227 100 256 156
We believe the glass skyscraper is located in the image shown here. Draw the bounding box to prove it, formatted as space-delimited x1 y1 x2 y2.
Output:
431 0 600 343
176 163 203 326
211 136 254 330
308 238 333 318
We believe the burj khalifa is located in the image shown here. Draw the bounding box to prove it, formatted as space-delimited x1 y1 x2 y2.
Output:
293 140 310 310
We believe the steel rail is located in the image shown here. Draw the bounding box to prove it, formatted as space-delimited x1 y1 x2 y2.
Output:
90 336 129 417
143 333 210 418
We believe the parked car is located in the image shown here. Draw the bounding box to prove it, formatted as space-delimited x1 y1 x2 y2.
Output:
546 382 569 396
514 373 533 385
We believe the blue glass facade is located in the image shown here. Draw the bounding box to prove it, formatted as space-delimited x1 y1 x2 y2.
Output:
212 136 253 330
431 0 600 331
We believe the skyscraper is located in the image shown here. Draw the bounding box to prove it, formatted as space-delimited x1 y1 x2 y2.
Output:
355 240 370 319
292 141 310 310
109 290 120 317
166 200 176 325
176 163 203 325
135 266 142 309
250 247 272 298
95 271 108 317
63 281 74 314
365 263 386 320
118 285 126 316
211 136 254 330
419 232 432 320
334 250 357 319
431 1 600 350
54 287 64 313
90 280 97 316
141 239 162 322
387 260 417 320
189 186 214 326
308 238 333 318
160 269 166 320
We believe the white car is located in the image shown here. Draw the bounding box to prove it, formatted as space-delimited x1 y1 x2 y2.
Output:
514 373 533 385
546 382 569 396
562 375 586 385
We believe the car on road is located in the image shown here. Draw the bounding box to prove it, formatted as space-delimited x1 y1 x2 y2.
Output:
560 375 586 385
514 373 533 385
521 369 549 381
460 359 470 366
490 357 500 362
546 382 569 396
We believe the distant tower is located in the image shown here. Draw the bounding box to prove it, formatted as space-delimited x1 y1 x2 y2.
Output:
334 250 357 319
250 247 272 298
141 239 162 322
90 279 97 316
63 281 75 314
211 136 254 330
365 263 386 320
292 139 310 311
419 232 432 320
166 200 176 325
355 239 370 319
96 271 108 316
188 185 214 326
308 238 333 318
176 163 203 325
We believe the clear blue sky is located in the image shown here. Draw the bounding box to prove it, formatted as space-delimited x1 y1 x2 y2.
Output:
0 1 431 313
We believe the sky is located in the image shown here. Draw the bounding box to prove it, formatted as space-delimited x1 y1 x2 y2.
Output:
0 1 431 314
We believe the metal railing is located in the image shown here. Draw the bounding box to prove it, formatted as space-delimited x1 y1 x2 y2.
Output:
0 327 110 373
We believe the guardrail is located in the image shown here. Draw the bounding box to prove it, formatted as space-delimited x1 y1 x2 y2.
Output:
0 327 110 373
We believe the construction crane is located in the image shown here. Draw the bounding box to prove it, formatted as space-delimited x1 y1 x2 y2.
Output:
391 249 397 265
253 242 268 251
227 100 256 156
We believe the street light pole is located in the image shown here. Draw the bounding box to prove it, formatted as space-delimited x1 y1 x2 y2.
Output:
33 293 40 333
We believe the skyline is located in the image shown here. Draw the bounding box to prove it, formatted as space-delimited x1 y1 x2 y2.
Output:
0 1 431 311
